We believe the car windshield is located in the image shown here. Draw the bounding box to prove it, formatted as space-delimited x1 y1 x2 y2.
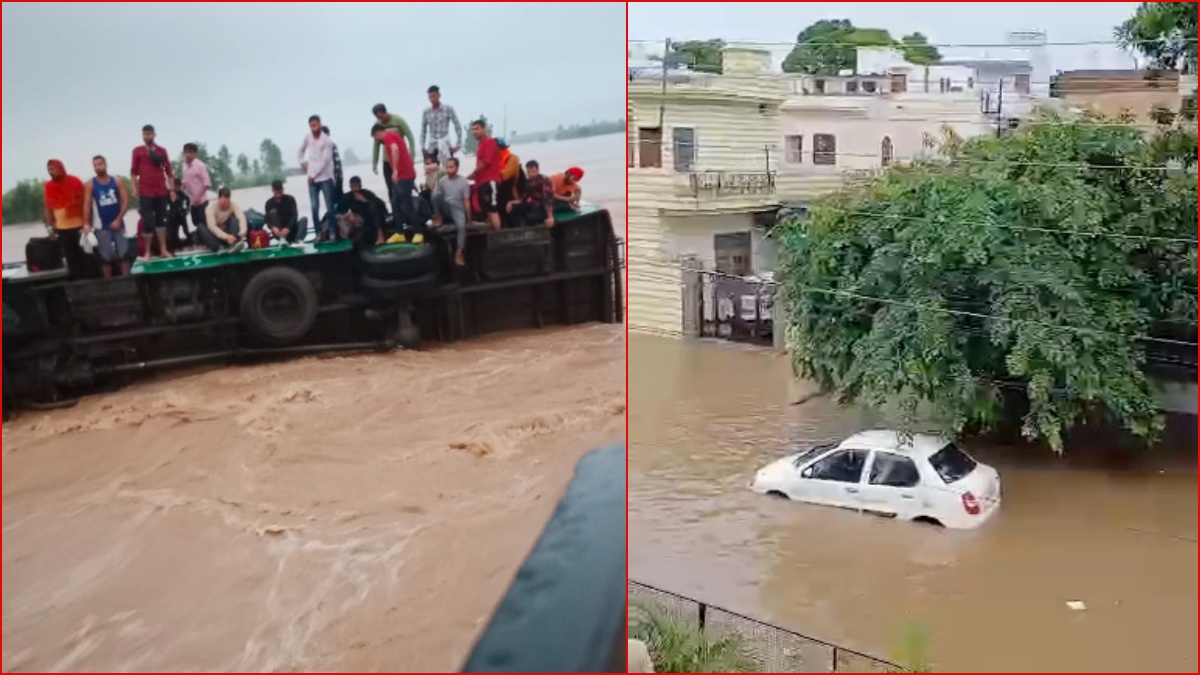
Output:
792 442 835 467
928 443 978 483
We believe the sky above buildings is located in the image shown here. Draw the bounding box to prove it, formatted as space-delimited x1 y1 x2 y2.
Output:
1 2 626 189
629 2 1144 71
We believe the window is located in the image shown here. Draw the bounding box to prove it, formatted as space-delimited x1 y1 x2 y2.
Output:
713 232 752 277
673 127 697 172
784 135 804 164
803 449 867 483
845 80 859 94
928 443 978 484
812 133 837 166
869 453 920 488
881 136 894 167
814 79 826 94
638 127 662 168
862 80 877 94
890 74 908 93
1014 73 1031 94
939 77 951 93
791 442 836 468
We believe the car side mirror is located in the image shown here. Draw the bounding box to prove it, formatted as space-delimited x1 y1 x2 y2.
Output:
800 466 813 479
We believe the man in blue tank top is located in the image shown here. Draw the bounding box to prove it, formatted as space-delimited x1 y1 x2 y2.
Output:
82 155 132 277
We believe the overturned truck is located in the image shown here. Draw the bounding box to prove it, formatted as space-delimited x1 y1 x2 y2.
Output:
3 204 623 417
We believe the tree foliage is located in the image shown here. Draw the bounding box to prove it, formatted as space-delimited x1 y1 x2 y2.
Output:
782 20 941 75
667 39 726 74
775 111 1197 452
1116 2 1197 73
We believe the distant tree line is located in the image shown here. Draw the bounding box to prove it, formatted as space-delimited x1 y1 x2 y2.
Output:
173 138 287 191
508 118 626 144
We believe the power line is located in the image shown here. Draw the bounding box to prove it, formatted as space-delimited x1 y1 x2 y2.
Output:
626 255 1199 349
628 36 1200 50
631 143 1195 173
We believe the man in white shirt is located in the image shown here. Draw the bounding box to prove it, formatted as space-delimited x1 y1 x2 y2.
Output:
420 85 462 167
298 114 337 241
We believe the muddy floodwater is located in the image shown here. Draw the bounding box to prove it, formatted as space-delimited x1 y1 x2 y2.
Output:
629 334 1197 673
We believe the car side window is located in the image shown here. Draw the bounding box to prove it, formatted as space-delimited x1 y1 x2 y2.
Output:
868 452 920 488
802 449 867 483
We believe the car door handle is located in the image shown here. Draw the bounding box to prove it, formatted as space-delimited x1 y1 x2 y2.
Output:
900 494 915 500
845 487 859 494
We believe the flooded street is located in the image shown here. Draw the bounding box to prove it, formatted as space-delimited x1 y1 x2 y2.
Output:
2 134 626 672
629 334 1197 673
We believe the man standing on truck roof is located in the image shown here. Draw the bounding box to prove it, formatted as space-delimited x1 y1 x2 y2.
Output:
420 85 462 168
370 103 416 201
299 115 337 241
130 124 175 261
43 159 89 279
467 119 502 230
372 123 420 241
181 143 212 242
83 155 132 278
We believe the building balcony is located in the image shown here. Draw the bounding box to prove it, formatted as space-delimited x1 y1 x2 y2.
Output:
683 170 778 199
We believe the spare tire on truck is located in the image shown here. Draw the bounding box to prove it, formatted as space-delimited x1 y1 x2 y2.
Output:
358 243 436 280
239 266 319 345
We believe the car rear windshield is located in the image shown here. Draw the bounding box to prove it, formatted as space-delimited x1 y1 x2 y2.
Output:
928 443 977 483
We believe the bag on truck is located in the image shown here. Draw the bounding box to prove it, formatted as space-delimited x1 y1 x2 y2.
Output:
25 236 63 272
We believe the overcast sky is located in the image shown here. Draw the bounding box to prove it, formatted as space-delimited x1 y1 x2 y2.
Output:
2 2 625 189
629 2 1143 71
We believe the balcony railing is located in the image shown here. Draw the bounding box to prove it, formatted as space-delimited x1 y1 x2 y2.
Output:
686 170 778 198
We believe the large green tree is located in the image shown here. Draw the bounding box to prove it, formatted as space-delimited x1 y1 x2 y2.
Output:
1116 2 1197 73
782 20 941 75
775 112 1196 452
666 39 726 74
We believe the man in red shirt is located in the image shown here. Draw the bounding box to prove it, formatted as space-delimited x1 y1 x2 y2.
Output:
467 119 502 230
130 124 175 261
372 123 420 239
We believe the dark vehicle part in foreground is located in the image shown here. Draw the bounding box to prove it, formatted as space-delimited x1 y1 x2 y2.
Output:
3 205 623 417
462 444 626 673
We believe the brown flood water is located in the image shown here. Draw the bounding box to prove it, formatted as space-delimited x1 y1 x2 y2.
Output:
629 334 1197 673
2 325 624 672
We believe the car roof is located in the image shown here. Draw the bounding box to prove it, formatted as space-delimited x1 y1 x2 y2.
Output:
835 430 950 457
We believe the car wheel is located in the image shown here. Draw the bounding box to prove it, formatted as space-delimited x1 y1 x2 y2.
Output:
358 243 437 280
765 490 789 500
240 266 319 345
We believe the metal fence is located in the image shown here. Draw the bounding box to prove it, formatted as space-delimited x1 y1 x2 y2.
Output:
628 580 901 673
697 270 775 346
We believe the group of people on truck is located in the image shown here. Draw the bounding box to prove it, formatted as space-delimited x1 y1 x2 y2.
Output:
39 85 587 280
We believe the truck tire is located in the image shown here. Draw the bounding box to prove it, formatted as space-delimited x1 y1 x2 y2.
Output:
358 243 437 280
359 271 439 301
240 266 319 345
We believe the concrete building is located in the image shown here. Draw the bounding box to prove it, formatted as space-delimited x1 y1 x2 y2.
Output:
1054 69 1193 124
627 40 1044 339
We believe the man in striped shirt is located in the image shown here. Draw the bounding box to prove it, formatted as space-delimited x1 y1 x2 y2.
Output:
421 85 462 167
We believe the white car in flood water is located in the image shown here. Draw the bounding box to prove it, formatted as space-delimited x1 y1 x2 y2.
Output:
750 430 1001 529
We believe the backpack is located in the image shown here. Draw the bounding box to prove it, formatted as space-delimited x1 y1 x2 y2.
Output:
247 229 271 249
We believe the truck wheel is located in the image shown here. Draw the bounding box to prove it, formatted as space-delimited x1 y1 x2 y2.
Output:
240 267 319 345
359 271 439 301
358 243 437 280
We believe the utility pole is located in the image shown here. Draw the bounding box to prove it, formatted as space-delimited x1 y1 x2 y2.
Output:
995 78 1005 138
658 37 671 128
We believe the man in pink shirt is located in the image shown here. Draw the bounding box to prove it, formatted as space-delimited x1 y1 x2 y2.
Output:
467 119 502 230
181 142 212 238
130 124 174 260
